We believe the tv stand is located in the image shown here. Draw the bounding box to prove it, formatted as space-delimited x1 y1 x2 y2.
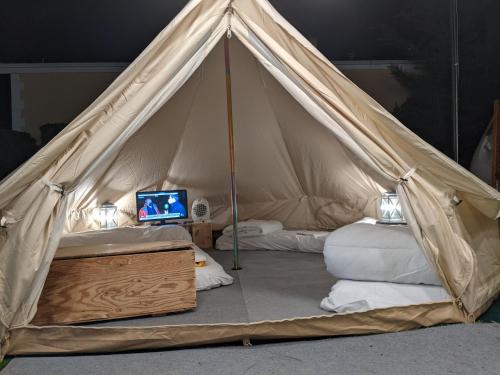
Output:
153 220 175 226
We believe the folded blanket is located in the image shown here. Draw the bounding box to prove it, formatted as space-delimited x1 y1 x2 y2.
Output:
222 219 283 238
323 219 441 285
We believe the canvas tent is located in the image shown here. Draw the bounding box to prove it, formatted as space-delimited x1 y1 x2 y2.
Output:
0 0 499 357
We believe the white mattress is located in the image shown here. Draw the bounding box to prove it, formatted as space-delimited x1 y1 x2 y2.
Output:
60 225 233 291
222 220 284 237
215 230 330 253
324 220 441 285
320 280 450 313
60 225 191 247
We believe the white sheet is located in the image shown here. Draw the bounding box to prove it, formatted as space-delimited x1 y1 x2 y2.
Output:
323 220 441 285
222 220 283 238
216 229 330 253
60 226 233 291
59 225 191 247
320 280 450 313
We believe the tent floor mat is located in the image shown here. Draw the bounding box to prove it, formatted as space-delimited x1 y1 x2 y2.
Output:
86 250 335 327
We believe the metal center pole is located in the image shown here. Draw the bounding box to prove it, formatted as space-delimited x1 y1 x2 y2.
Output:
223 35 241 270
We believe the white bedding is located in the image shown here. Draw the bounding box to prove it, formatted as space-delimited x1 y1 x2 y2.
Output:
222 219 283 238
194 245 234 291
60 225 233 291
60 225 191 247
320 280 450 313
323 220 441 285
216 229 330 253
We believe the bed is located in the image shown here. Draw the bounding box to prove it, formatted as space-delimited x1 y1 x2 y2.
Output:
60 225 233 291
320 218 448 313
59 225 192 246
215 229 330 253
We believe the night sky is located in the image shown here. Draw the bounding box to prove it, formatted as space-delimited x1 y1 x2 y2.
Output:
0 0 419 63
0 0 499 168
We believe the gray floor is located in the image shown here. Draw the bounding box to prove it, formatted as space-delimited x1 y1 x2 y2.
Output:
4 323 499 375
88 250 335 327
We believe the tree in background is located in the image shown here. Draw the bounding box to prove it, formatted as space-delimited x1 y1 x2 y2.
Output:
457 0 500 166
0 130 38 180
381 0 500 167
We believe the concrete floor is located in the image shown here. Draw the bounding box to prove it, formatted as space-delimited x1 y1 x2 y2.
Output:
3 323 499 375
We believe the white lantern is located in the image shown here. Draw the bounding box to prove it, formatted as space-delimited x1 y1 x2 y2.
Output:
378 192 405 224
99 203 118 229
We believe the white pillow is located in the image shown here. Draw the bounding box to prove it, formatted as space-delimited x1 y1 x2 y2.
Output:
320 280 450 313
194 246 233 291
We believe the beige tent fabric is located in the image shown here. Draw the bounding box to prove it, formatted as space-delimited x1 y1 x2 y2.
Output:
65 38 386 234
230 0 499 312
0 0 498 357
5 302 466 357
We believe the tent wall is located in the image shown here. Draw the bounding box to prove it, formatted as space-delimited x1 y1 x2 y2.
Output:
65 39 386 233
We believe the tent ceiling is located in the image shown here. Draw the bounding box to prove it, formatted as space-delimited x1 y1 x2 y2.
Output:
68 38 386 232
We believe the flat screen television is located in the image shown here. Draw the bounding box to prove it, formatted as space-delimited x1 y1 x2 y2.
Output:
136 189 188 223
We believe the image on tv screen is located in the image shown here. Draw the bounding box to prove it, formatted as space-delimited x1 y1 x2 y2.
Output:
136 189 188 222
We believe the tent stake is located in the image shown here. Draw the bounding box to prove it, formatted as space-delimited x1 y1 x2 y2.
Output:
224 35 241 270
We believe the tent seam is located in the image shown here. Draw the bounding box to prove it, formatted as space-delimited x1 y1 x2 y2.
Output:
254 59 306 198
161 68 210 189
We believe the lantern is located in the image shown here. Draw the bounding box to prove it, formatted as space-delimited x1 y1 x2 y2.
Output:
378 192 405 224
99 203 118 229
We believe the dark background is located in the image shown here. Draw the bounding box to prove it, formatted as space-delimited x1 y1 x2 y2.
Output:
0 0 499 175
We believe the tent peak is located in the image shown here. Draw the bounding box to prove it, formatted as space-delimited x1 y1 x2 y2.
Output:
225 2 234 39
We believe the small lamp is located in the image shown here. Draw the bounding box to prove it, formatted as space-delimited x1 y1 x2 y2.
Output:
377 192 405 224
99 202 118 229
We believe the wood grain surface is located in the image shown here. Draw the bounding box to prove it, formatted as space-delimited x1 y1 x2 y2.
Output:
192 223 213 249
33 249 196 325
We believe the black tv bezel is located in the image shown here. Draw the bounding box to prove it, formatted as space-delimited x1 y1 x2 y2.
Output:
135 189 189 223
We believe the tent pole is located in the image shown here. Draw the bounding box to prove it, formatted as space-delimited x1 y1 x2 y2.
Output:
224 34 241 270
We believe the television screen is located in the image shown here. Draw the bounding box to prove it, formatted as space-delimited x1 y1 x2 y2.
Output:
136 189 188 222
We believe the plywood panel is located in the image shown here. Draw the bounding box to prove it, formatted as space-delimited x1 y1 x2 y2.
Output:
33 249 196 325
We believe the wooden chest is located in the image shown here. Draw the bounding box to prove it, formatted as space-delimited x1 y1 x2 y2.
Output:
33 240 196 325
